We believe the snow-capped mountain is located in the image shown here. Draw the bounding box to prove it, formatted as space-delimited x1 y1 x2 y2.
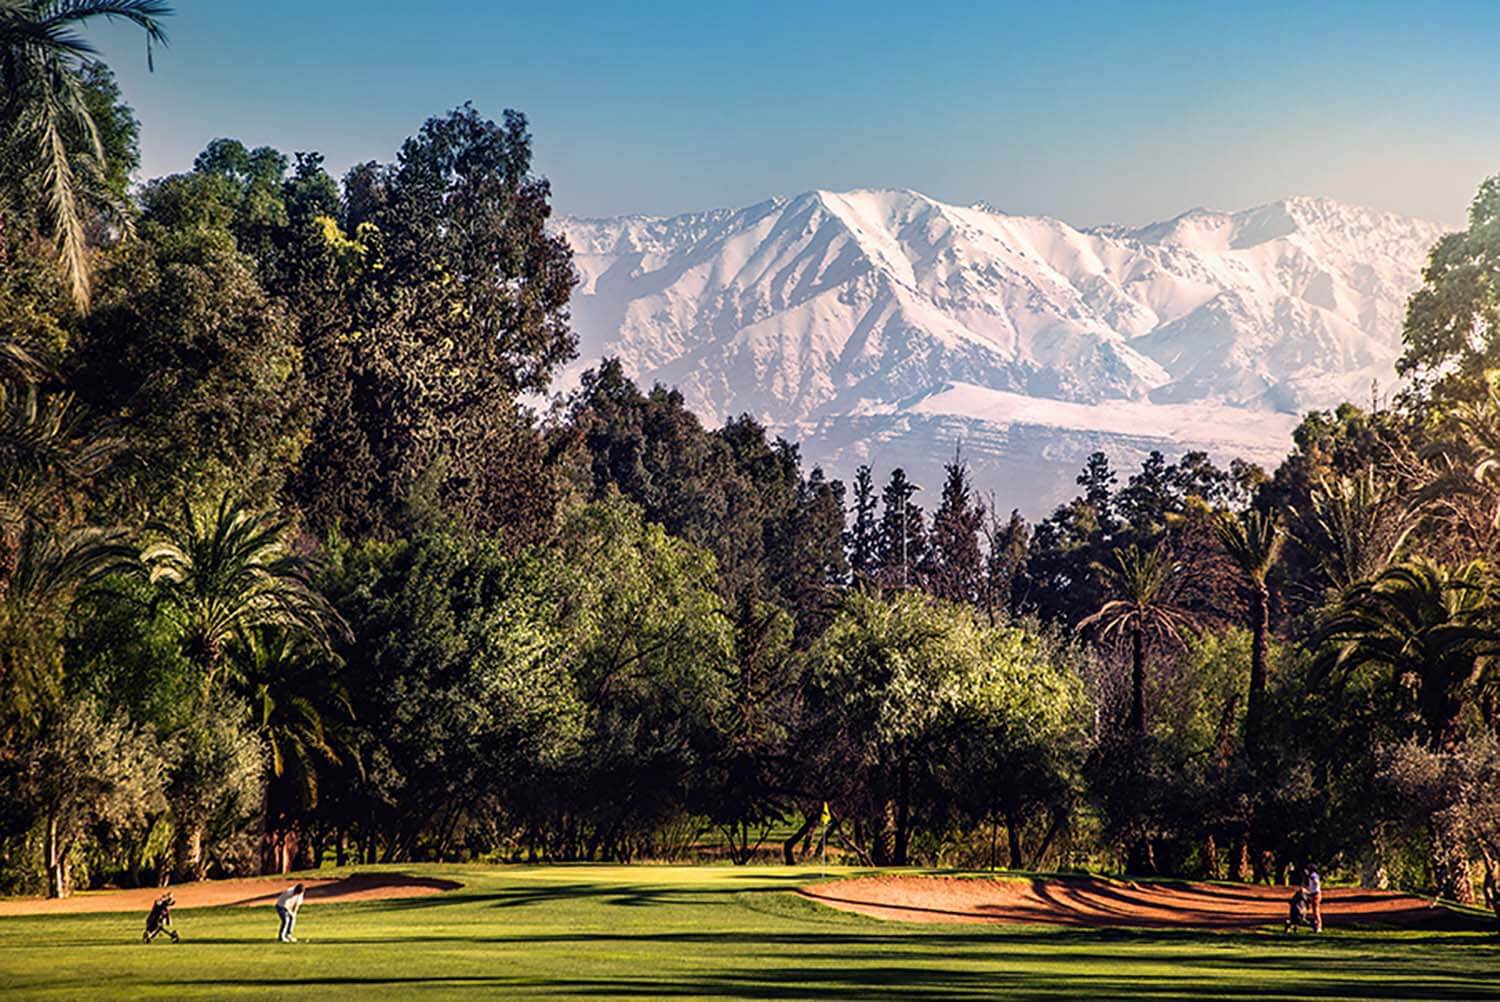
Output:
554 189 1446 513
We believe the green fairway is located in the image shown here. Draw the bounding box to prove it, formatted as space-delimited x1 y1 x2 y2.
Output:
1 866 1497 1000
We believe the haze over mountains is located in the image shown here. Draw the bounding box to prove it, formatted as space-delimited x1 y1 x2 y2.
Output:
554 189 1446 513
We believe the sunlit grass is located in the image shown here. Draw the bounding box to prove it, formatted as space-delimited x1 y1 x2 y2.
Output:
1 864 1496 1000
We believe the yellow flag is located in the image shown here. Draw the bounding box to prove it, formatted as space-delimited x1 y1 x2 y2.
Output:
819 801 831 828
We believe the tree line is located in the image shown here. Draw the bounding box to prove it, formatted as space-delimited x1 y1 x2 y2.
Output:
0 5 1496 922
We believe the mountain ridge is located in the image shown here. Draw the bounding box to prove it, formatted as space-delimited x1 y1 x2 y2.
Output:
553 188 1446 512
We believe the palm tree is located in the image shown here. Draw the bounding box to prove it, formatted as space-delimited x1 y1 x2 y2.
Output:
0 1 171 308
0 380 117 534
1293 469 1414 602
1314 557 1500 903
139 494 344 692
233 626 354 873
1081 543 1196 736
0 518 131 718
1315 558 1496 753
1213 509 1284 755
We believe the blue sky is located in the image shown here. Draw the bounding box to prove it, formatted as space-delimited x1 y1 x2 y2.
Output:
92 1 1500 225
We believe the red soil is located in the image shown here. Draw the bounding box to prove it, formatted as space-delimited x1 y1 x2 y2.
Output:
0 872 461 916
800 874 1490 931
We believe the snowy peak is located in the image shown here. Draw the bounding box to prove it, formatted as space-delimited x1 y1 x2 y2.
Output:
554 190 1446 512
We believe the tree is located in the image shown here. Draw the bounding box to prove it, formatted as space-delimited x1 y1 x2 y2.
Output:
0 0 170 307
1399 176 1500 399
21 697 165 896
546 498 731 861
323 530 582 863
233 626 352 873
929 450 984 605
1315 558 1499 902
138 494 342 689
848 465 878 583
876 468 925 590
1292 469 1414 604
75 220 306 510
1213 509 1284 754
164 705 264 881
1081 544 1196 736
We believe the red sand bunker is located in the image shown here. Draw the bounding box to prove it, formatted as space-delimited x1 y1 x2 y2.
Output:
801 875 1489 931
0 872 461 916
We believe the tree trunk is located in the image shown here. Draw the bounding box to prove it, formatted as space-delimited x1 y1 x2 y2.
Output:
45 814 69 899
1202 833 1221 880
1430 812 1475 904
175 823 206 882
1005 810 1024 870
1130 627 1147 736
1245 584 1269 758
1228 833 1250 882
782 813 817 866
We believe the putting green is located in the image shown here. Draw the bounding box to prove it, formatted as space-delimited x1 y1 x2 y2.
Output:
1 865 1496 1000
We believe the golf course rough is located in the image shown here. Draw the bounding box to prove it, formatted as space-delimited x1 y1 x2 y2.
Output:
0 864 1495 1000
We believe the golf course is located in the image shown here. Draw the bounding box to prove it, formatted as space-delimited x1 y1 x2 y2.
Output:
2 865 1497 1000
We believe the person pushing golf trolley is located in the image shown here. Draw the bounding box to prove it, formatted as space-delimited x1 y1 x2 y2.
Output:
275 882 305 943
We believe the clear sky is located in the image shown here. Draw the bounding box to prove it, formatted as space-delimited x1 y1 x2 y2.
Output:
92 0 1500 226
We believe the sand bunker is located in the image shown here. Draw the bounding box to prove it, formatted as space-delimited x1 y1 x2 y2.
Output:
801 875 1490 931
0 872 461 916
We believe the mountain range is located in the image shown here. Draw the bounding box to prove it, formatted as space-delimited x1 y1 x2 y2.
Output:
553 189 1446 514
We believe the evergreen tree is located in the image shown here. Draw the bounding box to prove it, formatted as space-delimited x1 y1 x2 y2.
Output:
847 465 878 584
877 468 926 589
929 450 983 605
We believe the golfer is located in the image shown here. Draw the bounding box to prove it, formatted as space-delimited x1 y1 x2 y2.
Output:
275 882 305 942
1304 864 1322 932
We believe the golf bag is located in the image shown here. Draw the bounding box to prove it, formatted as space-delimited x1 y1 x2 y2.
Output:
143 893 180 944
1284 888 1315 933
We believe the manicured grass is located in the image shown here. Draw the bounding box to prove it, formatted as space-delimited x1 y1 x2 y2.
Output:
1 864 1497 1000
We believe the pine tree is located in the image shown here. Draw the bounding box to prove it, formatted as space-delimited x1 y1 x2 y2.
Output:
930 450 984 604
1077 451 1118 533
877 468 926 589
847 465 879 584
981 506 1030 623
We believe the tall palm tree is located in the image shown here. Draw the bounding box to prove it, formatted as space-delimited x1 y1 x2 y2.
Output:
1314 558 1497 753
1081 543 1196 735
1213 509 1284 755
1293 469 1414 602
0 0 171 308
233 626 354 873
139 494 344 693
0 518 130 719
1314 557 1499 903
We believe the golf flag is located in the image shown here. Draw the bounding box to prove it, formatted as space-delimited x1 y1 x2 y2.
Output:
820 801 830 828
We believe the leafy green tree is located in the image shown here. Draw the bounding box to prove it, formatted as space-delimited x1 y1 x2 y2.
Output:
325 530 582 861
0 0 170 307
547 497 731 861
164 705 264 880
945 620 1090 869
21 697 165 897
75 221 307 508
803 590 974 865
1399 176 1500 399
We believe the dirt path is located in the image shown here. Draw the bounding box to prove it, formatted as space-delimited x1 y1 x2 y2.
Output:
0 872 462 916
801 875 1489 931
